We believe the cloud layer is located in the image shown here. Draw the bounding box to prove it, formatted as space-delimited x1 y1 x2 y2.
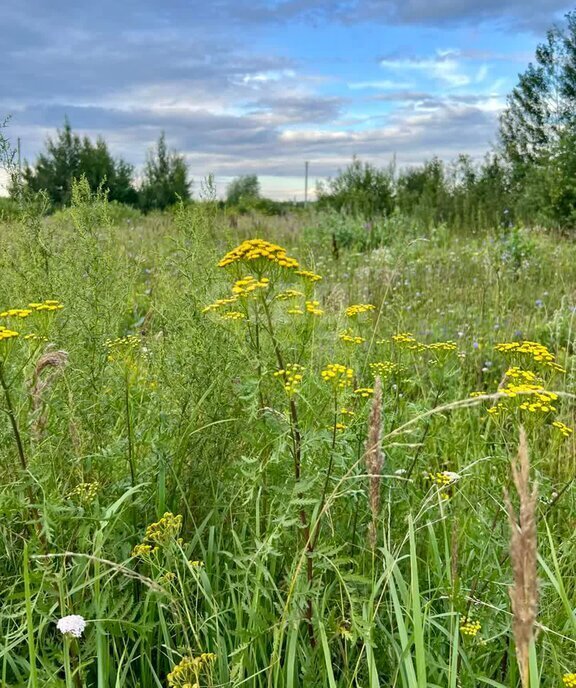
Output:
1 0 573 198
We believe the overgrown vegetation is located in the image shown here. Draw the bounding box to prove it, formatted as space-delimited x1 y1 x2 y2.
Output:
0 178 575 687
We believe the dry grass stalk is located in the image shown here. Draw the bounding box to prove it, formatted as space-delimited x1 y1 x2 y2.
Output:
29 348 69 440
365 376 383 549
505 427 539 688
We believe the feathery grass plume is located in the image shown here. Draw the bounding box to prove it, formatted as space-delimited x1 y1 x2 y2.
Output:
29 348 69 440
365 375 383 549
505 427 538 688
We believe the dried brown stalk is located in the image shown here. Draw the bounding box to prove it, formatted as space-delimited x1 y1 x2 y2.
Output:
365 376 383 549
29 348 68 440
505 427 538 688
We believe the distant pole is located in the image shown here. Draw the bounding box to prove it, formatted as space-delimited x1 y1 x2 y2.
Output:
304 161 309 206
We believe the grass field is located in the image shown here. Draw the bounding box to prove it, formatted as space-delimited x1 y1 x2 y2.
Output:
1 182 575 687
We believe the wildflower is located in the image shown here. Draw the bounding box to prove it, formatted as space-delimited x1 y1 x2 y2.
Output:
231 275 269 295
321 364 354 389
276 289 304 300
56 615 86 639
0 326 19 342
273 364 304 395
495 340 565 372
105 335 141 362
0 308 32 318
427 341 457 352
428 471 460 486
305 300 323 316
552 420 573 437
202 296 239 313
339 329 365 345
459 617 481 637
563 673 576 687
69 481 99 504
221 311 246 320
333 422 346 431
287 307 304 315
370 361 397 378
132 543 156 557
145 512 183 546
295 269 322 282
167 653 216 688
392 332 426 352
354 387 374 398
188 560 204 568
340 407 355 417
345 303 375 317
218 238 299 269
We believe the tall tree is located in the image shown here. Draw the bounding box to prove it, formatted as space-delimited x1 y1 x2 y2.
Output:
499 11 576 169
139 133 191 211
21 119 137 206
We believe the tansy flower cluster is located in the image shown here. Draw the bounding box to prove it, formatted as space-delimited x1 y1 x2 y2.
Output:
0 326 19 342
167 653 216 688
1 300 64 317
563 673 576 687
391 332 427 352
321 364 354 389
370 361 398 378
273 364 304 395
295 269 322 282
552 420 573 437
218 239 299 269
221 311 246 321
105 335 141 363
460 617 481 637
231 276 269 295
354 387 374 398
69 481 99 504
132 512 183 557
305 300 324 316
495 340 565 372
202 296 239 313
345 303 375 317
339 329 365 345
276 289 304 300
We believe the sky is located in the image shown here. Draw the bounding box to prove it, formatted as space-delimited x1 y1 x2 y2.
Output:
1 0 574 200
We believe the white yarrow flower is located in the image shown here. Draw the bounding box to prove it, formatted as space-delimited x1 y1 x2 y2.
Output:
56 615 86 638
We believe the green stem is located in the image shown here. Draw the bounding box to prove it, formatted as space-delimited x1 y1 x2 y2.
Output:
23 543 38 688
0 358 28 472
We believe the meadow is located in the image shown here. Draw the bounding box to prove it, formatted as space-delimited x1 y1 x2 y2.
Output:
0 179 575 688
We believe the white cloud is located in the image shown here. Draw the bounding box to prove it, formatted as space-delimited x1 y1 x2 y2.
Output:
379 51 477 88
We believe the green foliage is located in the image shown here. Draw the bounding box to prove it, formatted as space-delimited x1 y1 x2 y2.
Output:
499 11 576 170
21 119 138 207
139 132 191 211
226 174 261 206
1 194 576 686
317 157 395 219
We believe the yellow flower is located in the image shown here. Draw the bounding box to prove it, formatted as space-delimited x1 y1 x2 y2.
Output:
339 329 365 345
460 617 481 637
345 303 375 317
231 275 269 296
295 269 322 282
218 238 299 269
0 326 19 342
495 340 565 372
354 387 374 398
552 420 573 437
563 673 576 687
305 300 323 316
321 364 354 389
273 364 305 395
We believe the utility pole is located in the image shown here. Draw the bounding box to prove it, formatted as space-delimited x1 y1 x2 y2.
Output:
304 160 309 206
17 137 22 202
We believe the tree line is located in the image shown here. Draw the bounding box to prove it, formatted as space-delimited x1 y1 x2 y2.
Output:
317 10 576 231
3 9 576 227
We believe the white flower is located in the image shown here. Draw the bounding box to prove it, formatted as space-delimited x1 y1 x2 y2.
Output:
56 615 86 638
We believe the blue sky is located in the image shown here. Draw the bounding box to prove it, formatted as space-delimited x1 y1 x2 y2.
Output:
1 0 574 199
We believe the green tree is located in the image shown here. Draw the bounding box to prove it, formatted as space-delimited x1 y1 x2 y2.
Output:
226 174 261 205
499 11 576 170
316 157 394 218
21 119 137 207
139 133 191 211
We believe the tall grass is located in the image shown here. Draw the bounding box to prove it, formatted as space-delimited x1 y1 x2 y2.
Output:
0 180 575 687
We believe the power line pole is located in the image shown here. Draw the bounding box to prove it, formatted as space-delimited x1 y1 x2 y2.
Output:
304 160 309 206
